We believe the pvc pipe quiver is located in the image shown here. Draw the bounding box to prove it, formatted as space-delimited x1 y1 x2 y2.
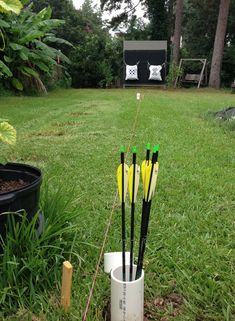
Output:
104 144 160 321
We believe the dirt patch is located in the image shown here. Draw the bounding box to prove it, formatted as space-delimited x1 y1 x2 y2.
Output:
70 111 93 116
0 178 29 193
52 121 81 127
34 131 65 137
102 293 184 321
22 154 47 162
144 293 184 320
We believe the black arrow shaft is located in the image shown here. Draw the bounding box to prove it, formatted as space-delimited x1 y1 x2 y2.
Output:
136 150 157 280
130 152 136 281
121 151 126 281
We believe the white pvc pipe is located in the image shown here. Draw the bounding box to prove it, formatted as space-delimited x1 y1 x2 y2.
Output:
111 265 144 321
104 252 130 274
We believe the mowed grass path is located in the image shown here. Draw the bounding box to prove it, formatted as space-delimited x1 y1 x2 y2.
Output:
0 89 235 320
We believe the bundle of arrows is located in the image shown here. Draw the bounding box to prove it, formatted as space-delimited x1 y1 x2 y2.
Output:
117 144 160 281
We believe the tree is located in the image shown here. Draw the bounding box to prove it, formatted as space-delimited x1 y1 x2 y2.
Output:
209 0 230 88
182 0 235 86
125 16 151 40
101 0 171 40
69 0 120 87
101 0 142 28
29 0 81 50
183 0 219 57
146 0 168 40
0 6 71 93
172 0 183 64
30 0 122 87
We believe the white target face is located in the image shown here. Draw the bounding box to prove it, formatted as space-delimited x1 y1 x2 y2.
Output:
148 65 162 81
125 64 139 80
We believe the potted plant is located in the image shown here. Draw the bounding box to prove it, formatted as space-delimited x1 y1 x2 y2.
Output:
0 120 42 242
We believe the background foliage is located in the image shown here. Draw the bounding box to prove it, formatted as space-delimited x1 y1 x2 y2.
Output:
0 4 71 94
183 0 235 86
0 0 235 89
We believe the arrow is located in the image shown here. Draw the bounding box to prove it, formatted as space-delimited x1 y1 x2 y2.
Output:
128 146 140 281
117 145 129 281
136 144 160 280
138 145 151 259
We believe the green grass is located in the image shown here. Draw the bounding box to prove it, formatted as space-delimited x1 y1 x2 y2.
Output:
0 88 234 320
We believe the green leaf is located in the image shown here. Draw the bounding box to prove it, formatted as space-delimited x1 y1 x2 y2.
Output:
18 66 39 79
34 61 49 73
58 51 70 64
19 31 44 45
9 42 24 50
44 36 73 47
19 50 28 61
28 52 40 60
34 40 56 58
37 19 64 31
30 49 56 65
0 0 22 14
20 0 29 5
0 59 12 77
0 19 10 28
4 55 13 63
11 77 23 91
36 7 52 20
0 121 16 145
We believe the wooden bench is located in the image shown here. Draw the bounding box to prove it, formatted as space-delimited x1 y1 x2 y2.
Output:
184 73 204 82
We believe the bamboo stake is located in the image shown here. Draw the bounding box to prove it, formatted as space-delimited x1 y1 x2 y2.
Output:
61 261 73 311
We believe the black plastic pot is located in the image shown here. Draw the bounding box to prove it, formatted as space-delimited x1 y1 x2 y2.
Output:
0 163 42 241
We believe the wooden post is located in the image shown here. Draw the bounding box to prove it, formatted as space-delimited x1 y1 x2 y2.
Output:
174 58 182 88
61 261 73 311
198 59 207 89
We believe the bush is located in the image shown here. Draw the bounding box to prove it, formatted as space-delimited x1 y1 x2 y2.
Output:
69 34 118 88
166 62 184 88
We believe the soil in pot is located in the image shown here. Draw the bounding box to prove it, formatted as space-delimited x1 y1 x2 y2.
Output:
0 178 29 193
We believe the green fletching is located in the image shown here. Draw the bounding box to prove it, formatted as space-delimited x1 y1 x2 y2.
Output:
120 145 125 153
146 143 151 150
153 144 160 152
132 146 137 153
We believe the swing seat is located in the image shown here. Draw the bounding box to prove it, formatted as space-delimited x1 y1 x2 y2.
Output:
183 73 203 83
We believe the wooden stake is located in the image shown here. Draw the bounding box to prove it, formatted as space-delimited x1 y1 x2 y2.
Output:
61 261 73 311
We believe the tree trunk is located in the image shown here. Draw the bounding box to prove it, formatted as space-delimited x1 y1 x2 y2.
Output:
209 0 230 88
172 0 183 65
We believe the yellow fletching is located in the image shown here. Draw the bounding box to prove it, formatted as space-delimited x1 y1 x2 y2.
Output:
128 165 134 202
149 162 159 201
117 163 129 202
141 160 152 200
144 163 152 200
128 164 140 203
141 160 146 184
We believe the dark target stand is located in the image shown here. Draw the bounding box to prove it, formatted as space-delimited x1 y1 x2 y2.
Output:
123 40 167 88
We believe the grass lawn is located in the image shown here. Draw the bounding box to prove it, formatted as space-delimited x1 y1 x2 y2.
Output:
0 88 234 321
